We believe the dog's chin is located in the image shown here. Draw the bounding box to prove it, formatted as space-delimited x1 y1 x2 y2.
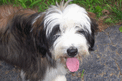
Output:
58 54 82 73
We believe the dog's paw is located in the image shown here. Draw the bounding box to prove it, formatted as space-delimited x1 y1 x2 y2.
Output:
53 75 66 81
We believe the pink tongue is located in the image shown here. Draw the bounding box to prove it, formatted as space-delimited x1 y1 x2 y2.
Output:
66 57 79 72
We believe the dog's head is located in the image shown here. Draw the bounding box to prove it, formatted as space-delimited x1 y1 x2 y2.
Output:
34 0 98 72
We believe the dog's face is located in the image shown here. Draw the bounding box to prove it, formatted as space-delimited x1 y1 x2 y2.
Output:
45 4 92 58
47 22 90 60
40 1 97 72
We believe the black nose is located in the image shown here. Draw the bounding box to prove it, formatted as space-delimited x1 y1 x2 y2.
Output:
67 47 78 57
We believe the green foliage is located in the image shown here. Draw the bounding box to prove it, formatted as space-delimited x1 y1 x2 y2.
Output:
94 6 103 17
72 0 122 24
105 18 113 24
0 0 122 24
81 69 84 78
112 6 122 20
119 26 122 33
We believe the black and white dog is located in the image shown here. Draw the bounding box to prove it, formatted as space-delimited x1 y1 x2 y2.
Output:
0 0 98 81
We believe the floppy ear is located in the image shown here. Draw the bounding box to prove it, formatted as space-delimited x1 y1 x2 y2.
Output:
30 13 49 57
88 18 98 51
33 23 53 60
91 18 98 34
35 30 48 57
34 28 56 67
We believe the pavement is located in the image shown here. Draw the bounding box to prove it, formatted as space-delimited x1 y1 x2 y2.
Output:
0 25 122 81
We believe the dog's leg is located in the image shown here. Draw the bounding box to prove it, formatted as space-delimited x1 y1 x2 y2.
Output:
53 75 67 81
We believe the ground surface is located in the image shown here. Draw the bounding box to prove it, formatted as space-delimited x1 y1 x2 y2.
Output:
0 25 122 81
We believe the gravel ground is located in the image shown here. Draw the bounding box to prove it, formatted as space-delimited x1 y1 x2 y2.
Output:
0 25 122 81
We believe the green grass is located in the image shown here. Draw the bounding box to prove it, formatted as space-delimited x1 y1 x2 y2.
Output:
81 69 84 79
119 26 122 32
0 0 122 24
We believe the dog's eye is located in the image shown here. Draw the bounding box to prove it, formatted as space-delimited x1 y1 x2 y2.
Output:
54 34 60 38
77 30 84 34
76 26 80 28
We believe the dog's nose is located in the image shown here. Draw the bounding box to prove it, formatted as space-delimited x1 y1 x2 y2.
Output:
67 47 78 57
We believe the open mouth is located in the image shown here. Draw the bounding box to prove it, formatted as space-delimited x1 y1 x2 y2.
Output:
66 57 79 72
60 55 82 72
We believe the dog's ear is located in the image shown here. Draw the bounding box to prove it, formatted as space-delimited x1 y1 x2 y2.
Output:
31 13 49 57
34 29 48 57
35 28 56 66
91 18 98 33
88 18 98 51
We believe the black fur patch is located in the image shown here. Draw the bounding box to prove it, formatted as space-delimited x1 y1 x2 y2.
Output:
47 24 60 48
77 18 98 51
0 12 55 81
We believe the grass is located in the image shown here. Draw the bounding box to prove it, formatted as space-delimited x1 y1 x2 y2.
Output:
81 69 84 79
0 0 122 24
119 26 122 32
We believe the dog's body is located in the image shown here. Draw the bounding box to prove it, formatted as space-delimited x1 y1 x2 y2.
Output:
0 0 98 81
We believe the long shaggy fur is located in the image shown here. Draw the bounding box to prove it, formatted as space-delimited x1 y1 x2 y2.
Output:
0 1 98 81
0 5 51 81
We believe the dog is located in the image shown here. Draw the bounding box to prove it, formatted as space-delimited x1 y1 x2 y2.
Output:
0 0 98 81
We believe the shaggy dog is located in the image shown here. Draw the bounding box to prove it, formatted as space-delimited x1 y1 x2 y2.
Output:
0 0 98 81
